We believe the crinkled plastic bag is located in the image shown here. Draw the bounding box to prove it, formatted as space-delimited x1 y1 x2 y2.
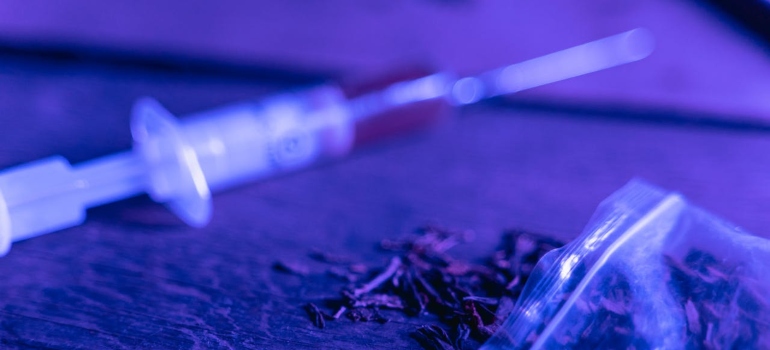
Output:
483 180 770 349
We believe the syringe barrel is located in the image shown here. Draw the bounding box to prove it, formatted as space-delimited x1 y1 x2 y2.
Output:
130 75 453 228
340 69 455 147
177 85 354 192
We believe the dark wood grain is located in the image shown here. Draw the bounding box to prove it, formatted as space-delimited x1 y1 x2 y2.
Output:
0 55 769 349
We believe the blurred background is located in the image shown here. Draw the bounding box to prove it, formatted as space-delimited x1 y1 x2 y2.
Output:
1 2 770 348
1 0 769 121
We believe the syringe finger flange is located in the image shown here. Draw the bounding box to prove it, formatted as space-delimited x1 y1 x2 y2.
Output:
131 97 212 227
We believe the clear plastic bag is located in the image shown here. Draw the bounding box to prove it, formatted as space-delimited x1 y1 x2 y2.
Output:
483 180 770 349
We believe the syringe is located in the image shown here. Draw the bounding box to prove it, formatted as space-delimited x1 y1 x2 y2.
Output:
0 29 653 255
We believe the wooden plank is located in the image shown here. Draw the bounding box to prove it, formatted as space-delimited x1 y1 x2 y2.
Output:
0 56 769 348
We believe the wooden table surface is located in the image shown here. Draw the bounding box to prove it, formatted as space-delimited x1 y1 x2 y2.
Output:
1 53 769 349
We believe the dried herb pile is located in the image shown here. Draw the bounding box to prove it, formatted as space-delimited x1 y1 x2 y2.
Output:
288 227 769 349
667 250 768 349
297 226 563 349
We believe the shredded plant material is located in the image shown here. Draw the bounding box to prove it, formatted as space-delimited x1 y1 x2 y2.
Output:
272 259 310 277
304 303 331 329
667 250 766 349
300 227 769 349
303 226 564 349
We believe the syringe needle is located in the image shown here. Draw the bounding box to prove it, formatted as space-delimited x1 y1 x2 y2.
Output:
450 28 655 105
